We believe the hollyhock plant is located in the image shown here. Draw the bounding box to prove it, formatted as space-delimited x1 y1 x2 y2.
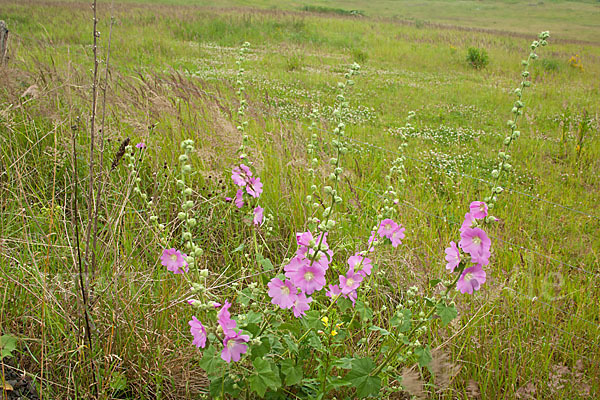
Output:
189 316 207 349
459 227 491 265
326 283 342 299
339 268 363 295
444 241 461 272
160 248 189 274
253 206 264 226
469 201 488 219
292 292 312 318
367 231 378 251
389 225 406 248
235 189 244 208
267 278 297 309
378 218 399 239
232 164 252 186
286 263 327 295
221 331 250 363
217 301 237 335
246 177 263 198
461 212 477 232
456 264 487 294
348 253 372 277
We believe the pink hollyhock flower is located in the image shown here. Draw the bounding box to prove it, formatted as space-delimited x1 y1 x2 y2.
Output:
346 289 357 306
235 189 244 208
378 219 398 239
444 241 461 272
326 284 342 298
339 268 363 295
232 164 252 186
246 177 263 198
225 196 232 202
292 292 312 318
286 263 326 295
390 225 406 248
456 264 486 294
189 316 207 349
296 231 314 248
283 256 308 275
367 231 378 251
160 248 189 274
348 254 372 277
267 278 297 309
217 301 237 335
469 201 488 219
461 212 477 232
459 228 491 265
253 206 264 226
221 331 250 363
135 142 146 149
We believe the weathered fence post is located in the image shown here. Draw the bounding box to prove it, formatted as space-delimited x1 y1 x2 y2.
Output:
0 20 9 65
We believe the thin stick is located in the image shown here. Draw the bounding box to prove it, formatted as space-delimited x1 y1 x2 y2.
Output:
83 0 100 282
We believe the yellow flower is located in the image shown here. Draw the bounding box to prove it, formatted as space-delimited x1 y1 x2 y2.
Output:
321 316 329 326
331 330 338 337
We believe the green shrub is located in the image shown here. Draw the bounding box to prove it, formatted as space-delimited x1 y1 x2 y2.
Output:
466 47 489 69
541 57 560 72
286 54 302 71
352 48 368 64
301 5 364 16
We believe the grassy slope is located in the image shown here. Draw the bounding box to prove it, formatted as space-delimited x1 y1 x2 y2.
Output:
1 0 599 399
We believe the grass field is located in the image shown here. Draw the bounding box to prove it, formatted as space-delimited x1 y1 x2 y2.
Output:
1 0 599 399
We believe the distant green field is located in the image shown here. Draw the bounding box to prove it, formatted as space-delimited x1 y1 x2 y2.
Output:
1 0 598 399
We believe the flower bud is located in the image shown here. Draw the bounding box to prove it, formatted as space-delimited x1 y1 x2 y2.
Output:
195 248 204 257
176 180 185 189
184 187 193 196
200 269 209 277
187 218 197 227
177 212 187 220
150 216 158 223
182 164 192 173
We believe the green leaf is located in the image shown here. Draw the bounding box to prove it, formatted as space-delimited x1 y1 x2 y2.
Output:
282 336 299 355
429 278 442 287
209 375 241 398
0 335 17 360
337 297 352 313
415 345 432 368
250 337 272 360
368 325 390 336
333 357 354 369
390 309 412 332
343 357 381 398
435 302 458 326
249 358 282 397
256 253 275 271
198 345 225 377
232 243 245 253
301 310 323 331
356 301 373 321
280 359 303 386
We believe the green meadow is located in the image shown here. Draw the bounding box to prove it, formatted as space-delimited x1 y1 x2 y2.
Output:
1 0 599 398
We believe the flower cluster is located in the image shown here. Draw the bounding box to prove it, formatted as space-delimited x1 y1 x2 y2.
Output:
445 201 492 294
267 230 332 317
189 301 250 363
230 163 264 225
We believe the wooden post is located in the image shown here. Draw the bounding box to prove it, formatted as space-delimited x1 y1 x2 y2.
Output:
0 20 9 65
